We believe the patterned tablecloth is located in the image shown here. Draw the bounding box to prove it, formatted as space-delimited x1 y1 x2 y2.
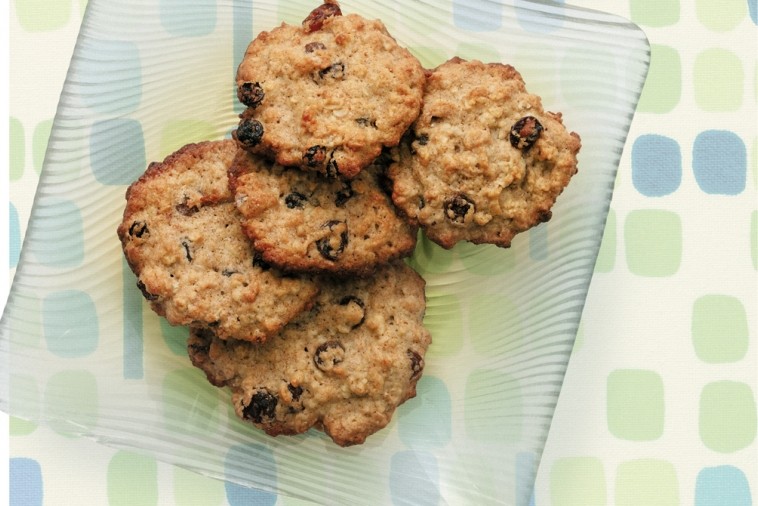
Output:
4 0 756 504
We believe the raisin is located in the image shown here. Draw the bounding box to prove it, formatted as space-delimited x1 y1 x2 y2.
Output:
339 295 366 328
416 134 429 146
325 151 339 177
287 383 303 401
285 191 308 209
302 2 342 33
252 251 271 271
181 239 193 262
136 280 158 301
444 193 475 224
238 81 265 108
334 180 353 207
314 340 345 372
509 116 543 152
175 201 199 216
356 117 377 128
242 390 278 423
235 118 264 148
128 221 149 238
407 349 424 379
316 220 348 261
317 62 345 80
303 145 327 167
305 41 326 53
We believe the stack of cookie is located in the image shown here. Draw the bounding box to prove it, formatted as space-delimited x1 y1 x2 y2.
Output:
117 0 580 447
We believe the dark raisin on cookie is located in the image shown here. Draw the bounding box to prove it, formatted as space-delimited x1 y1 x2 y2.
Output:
315 220 348 261
128 221 149 238
316 61 345 80
175 199 199 217
285 191 308 209
252 251 271 271
287 383 303 401
302 1 342 33
180 239 193 262
334 180 354 207
303 145 327 167
314 340 345 372
242 390 278 423
444 193 475 223
238 81 265 109
416 134 429 146
339 295 366 328
509 116 543 152
136 280 159 301
236 118 265 148
356 117 378 128
305 41 326 53
407 349 424 379
325 151 339 177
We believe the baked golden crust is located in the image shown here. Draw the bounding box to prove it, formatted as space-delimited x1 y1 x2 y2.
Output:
389 57 581 249
228 149 417 276
117 140 319 342
233 4 425 178
188 261 431 447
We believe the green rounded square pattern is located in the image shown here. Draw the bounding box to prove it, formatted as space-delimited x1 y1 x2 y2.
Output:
694 48 745 112
624 210 682 277
607 369 665 441
550 457 606 506
630 0 679 26
691 294 749 363
699 381 757 453
637 45 681 113
615 459 679 506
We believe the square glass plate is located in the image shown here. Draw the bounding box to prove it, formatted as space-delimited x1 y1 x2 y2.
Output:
1 0 649 504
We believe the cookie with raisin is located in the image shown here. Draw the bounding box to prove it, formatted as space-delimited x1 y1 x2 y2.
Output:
228 149 417 276
233 1 425 178
388 57 581 249
117 140 319 343
187 261 431 447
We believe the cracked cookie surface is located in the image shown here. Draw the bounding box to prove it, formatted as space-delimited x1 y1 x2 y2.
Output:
389 57 581 249
117 140 319 342
228 149 417 276
233 1 425 178
188 261 431 447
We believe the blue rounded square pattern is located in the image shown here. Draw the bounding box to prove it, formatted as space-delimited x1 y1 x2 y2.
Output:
632 134 682 196
9 458 43 506
692 130 746 195
160 0 217 36
29 197 84 267
390 450 440 506
43 290 99 358
76 40 142 115
90 119 146 185
453 0 503 31
398 376 452 448
695 465 752 506
9 202 21 268
224 444 277 506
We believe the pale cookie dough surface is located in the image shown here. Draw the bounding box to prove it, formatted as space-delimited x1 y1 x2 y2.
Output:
228 149 417 276
233 2 425 178
389 57 581 249
117 140 319 343
187 261 431 447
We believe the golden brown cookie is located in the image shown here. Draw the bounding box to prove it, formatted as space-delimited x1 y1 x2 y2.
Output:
389 57 581 249
117 140 319 343
187 261 431 447
228 149 417 276
233 1 425 178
